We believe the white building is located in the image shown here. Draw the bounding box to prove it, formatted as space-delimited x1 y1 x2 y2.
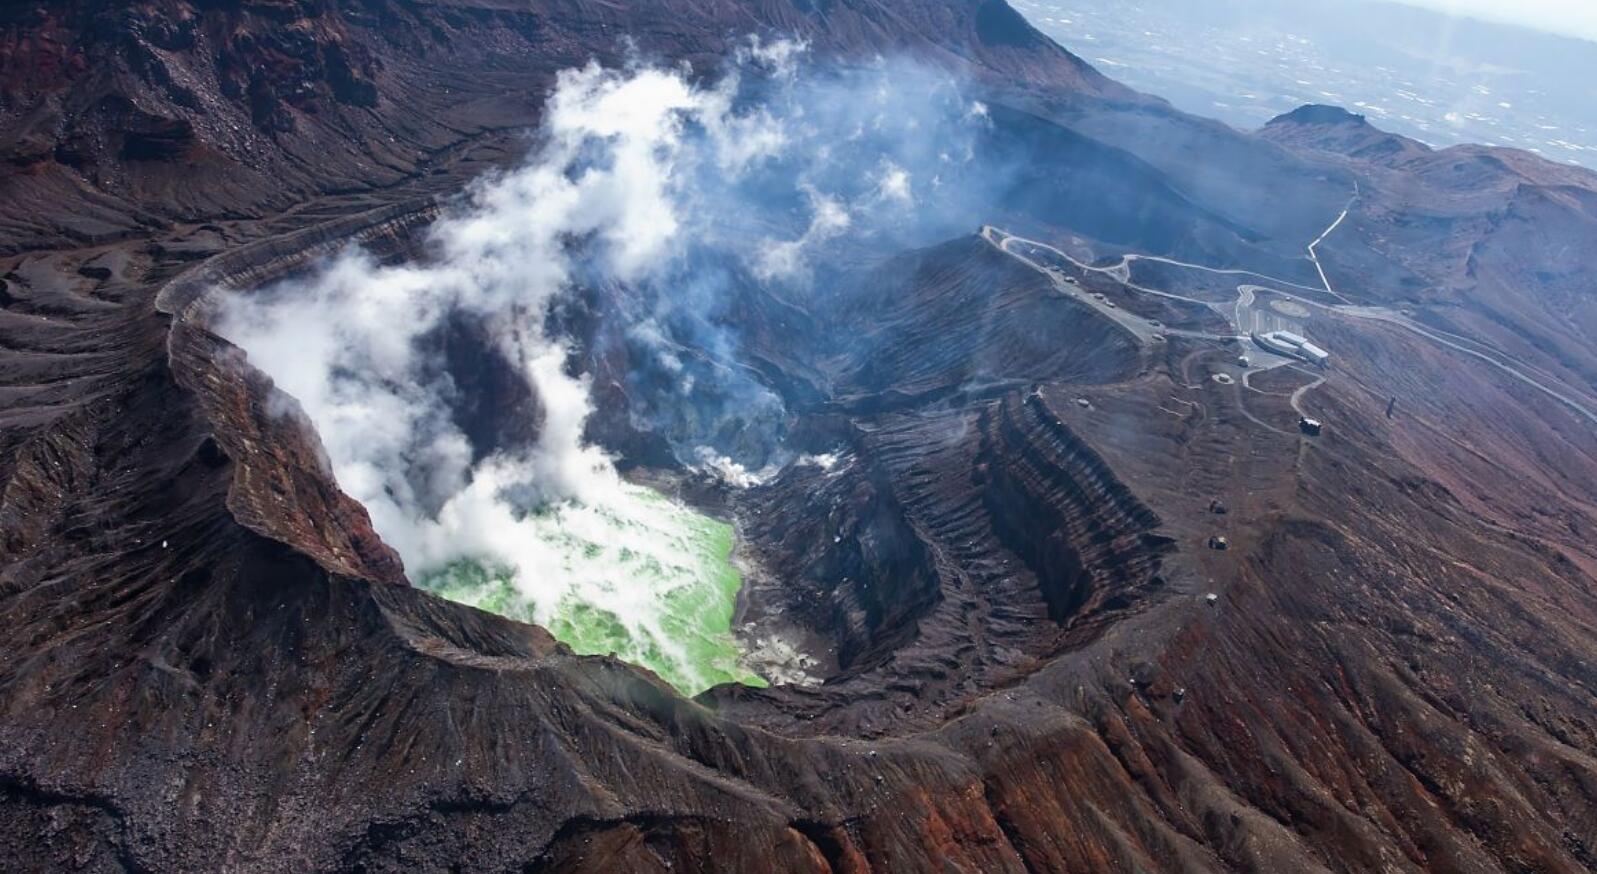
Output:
1253 330 1330 366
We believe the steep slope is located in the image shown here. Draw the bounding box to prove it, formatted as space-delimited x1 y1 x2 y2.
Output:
1260 103 1597 404
0 0 1134 252
5 2 1597 873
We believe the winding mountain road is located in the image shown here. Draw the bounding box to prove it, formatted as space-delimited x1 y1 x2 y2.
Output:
1307 183 1359 301
983 225 1597 426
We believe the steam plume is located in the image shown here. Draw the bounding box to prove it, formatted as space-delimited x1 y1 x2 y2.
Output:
217 45 998 690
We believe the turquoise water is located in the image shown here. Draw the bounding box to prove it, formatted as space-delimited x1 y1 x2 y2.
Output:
419 484 766 696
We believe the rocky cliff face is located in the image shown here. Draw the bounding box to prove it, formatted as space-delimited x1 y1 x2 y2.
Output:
5 2 1597 873
0 0 1131 251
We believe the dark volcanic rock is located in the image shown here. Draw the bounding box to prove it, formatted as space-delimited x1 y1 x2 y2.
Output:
5 1 1597 873
1269 103 1367 127
0 0 1135 253
1259 101 1597 397
831 236 1142 403
1261 102 1428 163
427 311 546 462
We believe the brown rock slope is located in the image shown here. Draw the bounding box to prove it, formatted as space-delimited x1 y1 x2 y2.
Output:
1260 104 1597 401
0 0 1132 252
5 2 1597 873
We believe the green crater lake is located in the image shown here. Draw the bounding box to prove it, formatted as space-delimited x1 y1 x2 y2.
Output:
419 484 766 696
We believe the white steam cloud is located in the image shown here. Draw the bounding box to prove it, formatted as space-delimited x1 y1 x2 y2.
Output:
224 58 786 554
216 45 997 687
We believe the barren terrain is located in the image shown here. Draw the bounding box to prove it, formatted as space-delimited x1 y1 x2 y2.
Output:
4 2 1597 872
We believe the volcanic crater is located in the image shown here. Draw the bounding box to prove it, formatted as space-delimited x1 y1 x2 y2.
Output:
7 2 1597 872
173 181 1183 740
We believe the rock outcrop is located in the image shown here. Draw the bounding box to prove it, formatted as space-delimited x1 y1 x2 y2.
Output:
4 2 1597 872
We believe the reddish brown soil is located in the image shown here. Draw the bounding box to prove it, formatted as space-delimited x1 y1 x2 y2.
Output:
4 4 1597 874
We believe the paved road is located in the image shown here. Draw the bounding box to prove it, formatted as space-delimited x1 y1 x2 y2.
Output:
983 225 1597 426
1307 182 1359 301
986 228 1235 339
982 228 1216 345
1233 283 1255 335
1119 253 1331 298
1346 307 1597 424
1289 369 1327 417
